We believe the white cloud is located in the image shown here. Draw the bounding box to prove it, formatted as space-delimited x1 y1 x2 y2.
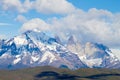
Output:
0 0 33 13
0 0 24 13
20 8 120 48
0 35 6 39
0 0 76 14
0 23 11 26
20 18 50 32
49 9 120 48
33 0 76 14
15 15 28 23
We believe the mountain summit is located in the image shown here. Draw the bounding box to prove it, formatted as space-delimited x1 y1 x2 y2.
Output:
0 30 119 69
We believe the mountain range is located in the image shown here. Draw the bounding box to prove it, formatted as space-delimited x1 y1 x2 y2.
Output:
0 29 120 69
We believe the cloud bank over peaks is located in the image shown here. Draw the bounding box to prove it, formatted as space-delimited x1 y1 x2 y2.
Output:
0 0 76 14
21 8 120 48
20 18 50 32
0 0 120 48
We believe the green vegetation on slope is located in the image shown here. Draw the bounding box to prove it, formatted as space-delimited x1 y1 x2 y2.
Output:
0 66 120 80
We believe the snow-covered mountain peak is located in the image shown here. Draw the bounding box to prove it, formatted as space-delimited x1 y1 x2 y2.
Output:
14 35 28 45
67 35 78 45
0 30 119 69
23 30 58 45
33 28 41 32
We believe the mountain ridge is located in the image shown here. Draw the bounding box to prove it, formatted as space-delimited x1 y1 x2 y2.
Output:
0 30 119 69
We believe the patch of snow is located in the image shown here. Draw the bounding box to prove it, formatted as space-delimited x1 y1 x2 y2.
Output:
106 50 114 58
79 55 86 60
82 58 102 68
16 55 21 58
33 29 41 32
14 36 28 45
31 56 39 62
111 49 120 60
47 45 56 51
13 58 21 64
40 51 56 63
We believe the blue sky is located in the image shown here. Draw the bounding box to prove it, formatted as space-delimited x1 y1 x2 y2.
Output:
0 0 120 48
68 0 120 13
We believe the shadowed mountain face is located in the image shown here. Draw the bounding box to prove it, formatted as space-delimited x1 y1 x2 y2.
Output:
0 30 120 69
0 66 120 80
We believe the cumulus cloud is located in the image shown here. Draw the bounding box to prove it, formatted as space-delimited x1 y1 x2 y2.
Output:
0 0 75 14
20 8 120 48
0 0 33 13
0 0 25 13
33 0 76 14
20 18 50 32
15 15 28 23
